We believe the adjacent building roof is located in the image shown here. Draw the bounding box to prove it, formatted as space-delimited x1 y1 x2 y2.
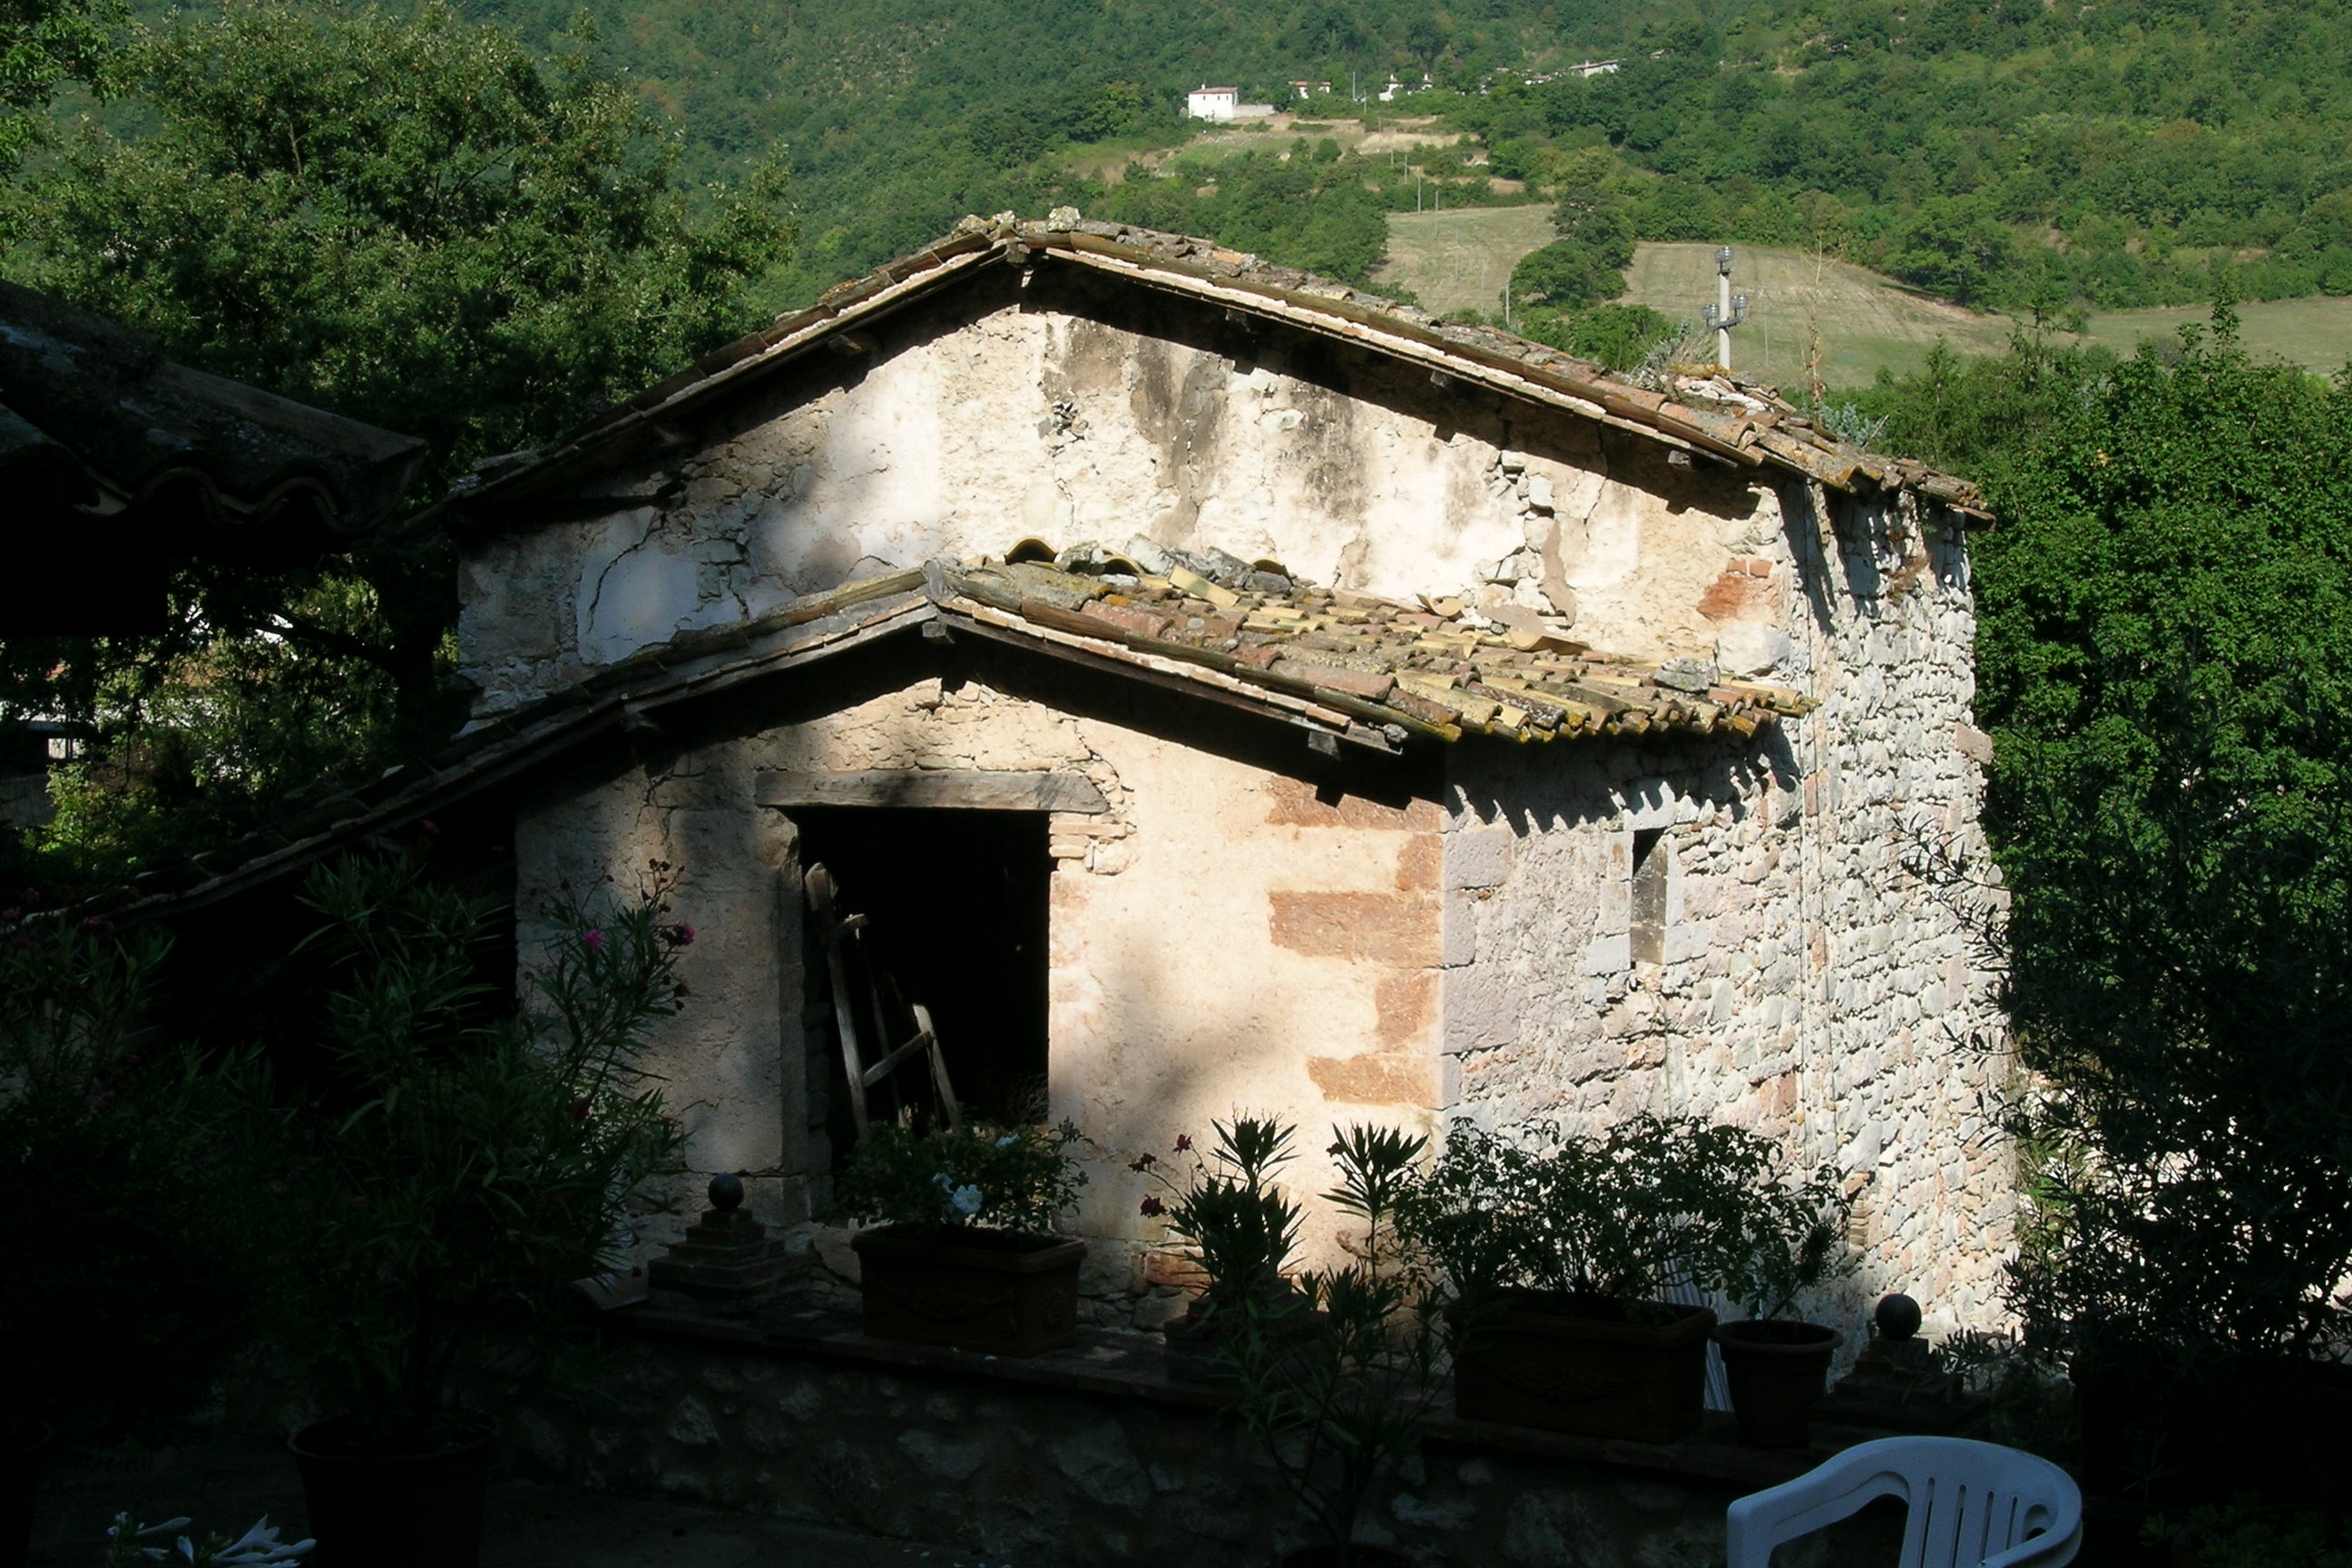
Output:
443 212 1990 523
78 550 1812 926
0 279 425 543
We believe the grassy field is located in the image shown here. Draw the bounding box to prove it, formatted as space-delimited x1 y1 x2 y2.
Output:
1623 243 2015 388
1375 206 1556 316
1377 211 2352 389
2071 296 2352 374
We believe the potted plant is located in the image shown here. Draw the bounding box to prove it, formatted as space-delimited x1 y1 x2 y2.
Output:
1218 1122 1443 1568
1706 1146 1854 1447
1133 1117 1311 1383
1407 1113 1748 1445
101 1512 314 1566
834 1118 1089 1356
277 855 688 1568
1 906 273 1568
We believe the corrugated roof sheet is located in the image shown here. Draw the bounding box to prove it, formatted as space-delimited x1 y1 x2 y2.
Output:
0 280 425 538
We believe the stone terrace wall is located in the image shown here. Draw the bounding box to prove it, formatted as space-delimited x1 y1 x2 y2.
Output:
1438 484 2012 1338
510 1328 1903 1568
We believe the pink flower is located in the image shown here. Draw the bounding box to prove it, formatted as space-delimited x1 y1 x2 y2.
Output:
662 923 696 947
1172 1134 1193 1152
583 929 606 951
1139 1195 1165 1217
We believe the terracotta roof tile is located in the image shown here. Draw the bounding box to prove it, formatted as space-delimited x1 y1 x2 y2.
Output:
447 215 1990 524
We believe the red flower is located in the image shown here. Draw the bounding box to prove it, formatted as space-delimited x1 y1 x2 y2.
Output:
569 1096 592 1121
1139 1195 1165 1217
1128 1153 1157 1171
662 923 696 947
673 983 691 999
1172 1134 1193 1152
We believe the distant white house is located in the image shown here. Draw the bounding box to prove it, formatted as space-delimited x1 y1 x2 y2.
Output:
1186 85 1239 121
1287 80 1332 100
1572 58 1622 77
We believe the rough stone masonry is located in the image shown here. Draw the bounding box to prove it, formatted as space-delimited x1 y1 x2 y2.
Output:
449 220 2014 1344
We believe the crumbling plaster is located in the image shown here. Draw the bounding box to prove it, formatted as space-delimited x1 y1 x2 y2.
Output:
458 277 1789 719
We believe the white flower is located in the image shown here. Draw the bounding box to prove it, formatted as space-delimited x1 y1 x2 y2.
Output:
949 1184 984 1216
211 1517 314 1565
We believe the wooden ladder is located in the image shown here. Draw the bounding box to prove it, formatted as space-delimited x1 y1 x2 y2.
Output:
804 862 962 1142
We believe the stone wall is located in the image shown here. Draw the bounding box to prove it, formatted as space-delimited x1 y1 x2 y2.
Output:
509 1326 1900 1568
1436 484 2011 1336
475 260 2010 1337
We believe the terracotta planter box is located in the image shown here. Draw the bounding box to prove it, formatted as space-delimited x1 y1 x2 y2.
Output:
852 1224 1085 1357
289 1416 498 1568
1712 1319 1841 1448
1451 1294 1716 1444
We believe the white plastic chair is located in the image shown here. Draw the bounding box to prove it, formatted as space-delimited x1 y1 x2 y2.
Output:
1725 1436 2082 1568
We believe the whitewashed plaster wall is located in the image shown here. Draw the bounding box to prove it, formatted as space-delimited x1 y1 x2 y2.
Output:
1436 483 2011 1338
456 276 1786 719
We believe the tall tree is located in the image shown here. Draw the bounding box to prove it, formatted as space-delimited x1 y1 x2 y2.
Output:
5 1 794 881
1955 317 2352 1363
0 0 124 173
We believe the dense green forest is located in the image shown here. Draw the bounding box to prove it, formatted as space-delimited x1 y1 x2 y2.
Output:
376 0 2352 317
27 0 2352 322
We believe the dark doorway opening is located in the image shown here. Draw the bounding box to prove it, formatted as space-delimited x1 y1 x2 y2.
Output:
791 808 1052 1150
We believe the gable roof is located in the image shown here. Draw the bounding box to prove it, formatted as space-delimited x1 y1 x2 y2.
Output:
441 213 1989 522
79 550 1811 927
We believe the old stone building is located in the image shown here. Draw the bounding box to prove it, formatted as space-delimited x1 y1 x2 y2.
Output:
101 213 2014 1337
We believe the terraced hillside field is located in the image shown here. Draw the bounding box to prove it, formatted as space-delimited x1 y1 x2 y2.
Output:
1377 212 2352 389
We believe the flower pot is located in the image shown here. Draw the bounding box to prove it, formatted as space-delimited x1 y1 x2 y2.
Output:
1449 1293 1716 1444
1712 1319 1842 1447
852 1224 1086 1357
289 1416 499 1568
0 1423 54 1568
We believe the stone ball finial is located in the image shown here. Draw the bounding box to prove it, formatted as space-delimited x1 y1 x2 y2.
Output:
708 1171 745 1212
1875 1292 1924 1340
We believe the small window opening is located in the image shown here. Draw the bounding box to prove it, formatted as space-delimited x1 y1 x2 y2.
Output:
1630 827 1668 965
794 808 1051 1170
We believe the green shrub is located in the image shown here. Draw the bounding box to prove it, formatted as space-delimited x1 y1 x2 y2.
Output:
831 1118 1088 1237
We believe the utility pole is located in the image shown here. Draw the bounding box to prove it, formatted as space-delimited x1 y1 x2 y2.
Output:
1701 245 1750 370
